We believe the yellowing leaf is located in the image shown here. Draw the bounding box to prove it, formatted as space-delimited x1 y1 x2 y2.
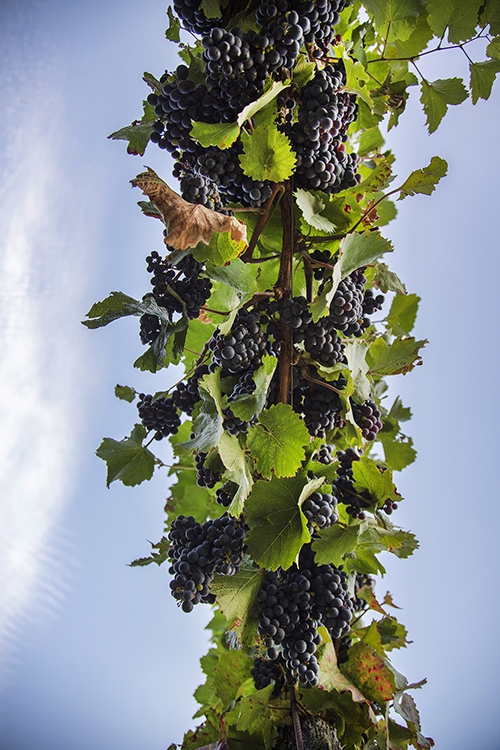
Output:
131 168 247 250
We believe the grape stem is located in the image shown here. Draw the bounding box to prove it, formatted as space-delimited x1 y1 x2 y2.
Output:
241 182 283 262
290 687 305 750
276 181 295 405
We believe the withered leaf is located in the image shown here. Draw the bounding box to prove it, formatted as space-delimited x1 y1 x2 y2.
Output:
131 168 247 251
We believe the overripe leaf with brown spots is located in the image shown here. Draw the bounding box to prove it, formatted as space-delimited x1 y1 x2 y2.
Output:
342 642 395 703
131 168 247 251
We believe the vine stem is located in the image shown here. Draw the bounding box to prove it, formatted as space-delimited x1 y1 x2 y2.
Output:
290 687 305 750
241 182 283 262
276 181 295 405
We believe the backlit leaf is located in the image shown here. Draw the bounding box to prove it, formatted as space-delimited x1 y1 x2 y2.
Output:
96 424 156 487
246 403 310 478
239 125 296 182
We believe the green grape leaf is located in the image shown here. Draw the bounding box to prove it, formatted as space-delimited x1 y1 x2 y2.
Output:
293 54 316 88
386 293 420 335
360 517 419 559
420 78 469 133
355 153 396 195
469 60 500 103
246 403 310 478
388 395 412 422
342 642 395 702
236 684 275 733
183 318 217 371
380 435 417 471
345 341 371 404
96 424 156 487
217 433 253 516
352 457 396 504
114 385 136 402
377 617 411 651
211 565 264 644
239 125 296 182
213 651 253 709
179 372 224 452
193 229 246 266
129 537 170 568
205 258 259 322
357 126 385 157
200 0 223 17
108 101 156 156
190 120 240 149
294 189 338 232
312 524 361 566
344 56 374 108
426 0 482 43
362 0 423 40
368 336 426 376
397 156 448 200
237 80 290 125
165 7 181 41
373 262 407 294
229 355 278 422
317 231 393 318
83 291 138 326
316 632 368 703
343 547 386 576
486 36 500 60
245 474 312 570
481 0 500 34
165 468 219 524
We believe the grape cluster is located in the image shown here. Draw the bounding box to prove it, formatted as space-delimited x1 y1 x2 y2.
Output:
302 488 338 530
210 309 270 374
353 572 375 611
195 452 222 489
251 657 285 695
139 312 161 345
332 448 371 519
289 64 359 193
172 0 217 34
351 397 383 440
256 545 353 686
146 251 212 320
137 393 181 439
381 498 398 515
329 270 365 334
314 443 334 465
215 482 237 507
222 407 256 435
363 289 385 317
303 316 345 366
310 248 333 280
279 296 312 333
172 365 210 415
168 513 247 612
293 370 346 436
177 143 274 209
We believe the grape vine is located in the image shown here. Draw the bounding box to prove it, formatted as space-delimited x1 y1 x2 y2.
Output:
88 0 500 748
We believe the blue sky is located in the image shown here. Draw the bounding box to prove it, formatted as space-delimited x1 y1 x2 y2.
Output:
0 1 499 749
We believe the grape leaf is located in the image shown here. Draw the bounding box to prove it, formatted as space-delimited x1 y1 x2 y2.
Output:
200 0 223 18
205 259 259 321
362 0 422 40
108 101 156 156
343 547 386 576
165 468 219 524
193 228 246 266
190 120 240 149
481 0 500 34
380 435 417 471
217 433 253 516
426 0 482 43
292 54 316 88
342 642 395 702
229 355 278 422
235 684 275 733
397 156 448 199
245 474 312 570
239 125 296 182
367 336 426 376
129 536 170 568
355 153 396 195
317 231 393 318
469 60 500 104
237 80 290 125
96 424 156 487
420 78 468 134
344 56 374 108
179 373 224 452
316 633 368 703
83 291 139 327
345 341 371 404
213 651 253 709
357 126 385 157
373 262 407 294
386 293 420 335
312 524 361 566
131 168 247 250
211 566 264 644
352 457 396 504
114 385 136 402
486 36 500 60
376 617 411 651
165 7 181 41
294 189 338 232
246 403 310 478
360 517 419 559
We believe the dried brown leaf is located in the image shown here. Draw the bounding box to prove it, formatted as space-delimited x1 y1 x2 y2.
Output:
131 168 247 251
